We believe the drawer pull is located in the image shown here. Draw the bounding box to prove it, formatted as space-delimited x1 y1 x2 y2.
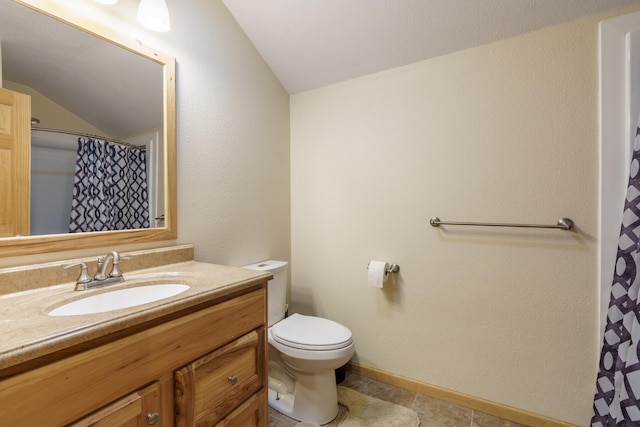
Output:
228 375 239 385
146 412 160 425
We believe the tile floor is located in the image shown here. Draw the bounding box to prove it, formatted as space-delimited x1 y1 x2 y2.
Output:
268 371 528 427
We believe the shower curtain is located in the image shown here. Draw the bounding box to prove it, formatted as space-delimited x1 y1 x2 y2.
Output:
592 118 640 426
69 137 149 232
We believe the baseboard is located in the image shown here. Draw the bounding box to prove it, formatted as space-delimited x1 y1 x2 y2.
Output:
347 362 579 427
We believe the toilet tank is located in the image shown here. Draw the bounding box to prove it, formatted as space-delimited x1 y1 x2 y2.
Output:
241 260 288 326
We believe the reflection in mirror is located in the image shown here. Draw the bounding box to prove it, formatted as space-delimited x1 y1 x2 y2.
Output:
1 0 164 236
0 0 176 258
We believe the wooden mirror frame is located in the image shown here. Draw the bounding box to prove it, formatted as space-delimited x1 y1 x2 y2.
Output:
1 0 177 258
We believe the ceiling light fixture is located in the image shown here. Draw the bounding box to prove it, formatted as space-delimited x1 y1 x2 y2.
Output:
93 0 118 4
137 0 171 32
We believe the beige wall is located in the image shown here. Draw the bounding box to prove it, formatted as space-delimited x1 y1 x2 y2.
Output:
290 11 625 425
166 1 291 267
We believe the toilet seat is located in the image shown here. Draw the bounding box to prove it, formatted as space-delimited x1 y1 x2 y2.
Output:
271 313 353 351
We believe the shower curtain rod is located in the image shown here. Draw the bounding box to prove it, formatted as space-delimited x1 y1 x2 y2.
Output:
31 127 145 150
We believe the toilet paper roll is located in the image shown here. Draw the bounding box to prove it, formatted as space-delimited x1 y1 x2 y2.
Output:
367 260 389 288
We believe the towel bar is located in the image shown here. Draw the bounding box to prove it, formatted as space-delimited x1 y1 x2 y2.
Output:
429 217 574 231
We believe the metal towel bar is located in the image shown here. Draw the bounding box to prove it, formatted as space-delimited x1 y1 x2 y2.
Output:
429 217 574 231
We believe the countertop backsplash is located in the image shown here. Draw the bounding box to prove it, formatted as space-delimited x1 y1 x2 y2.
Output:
0 244 195 295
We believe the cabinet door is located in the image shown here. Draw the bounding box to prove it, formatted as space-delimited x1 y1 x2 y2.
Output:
69 382 162 427
214 389 266 427
175 329 265 427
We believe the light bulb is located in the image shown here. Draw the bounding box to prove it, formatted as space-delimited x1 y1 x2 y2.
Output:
93 0 118 4
137 0 170 32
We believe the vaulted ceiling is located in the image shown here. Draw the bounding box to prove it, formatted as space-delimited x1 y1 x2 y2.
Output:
222 0 640 94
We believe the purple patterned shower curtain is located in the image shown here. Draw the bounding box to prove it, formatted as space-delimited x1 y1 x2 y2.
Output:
69 137 149 232
592 119 640 426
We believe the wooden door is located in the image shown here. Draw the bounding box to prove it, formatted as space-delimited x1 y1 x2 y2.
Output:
0 87 30 237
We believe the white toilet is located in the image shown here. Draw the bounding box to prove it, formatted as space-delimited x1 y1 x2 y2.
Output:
242 260 355 425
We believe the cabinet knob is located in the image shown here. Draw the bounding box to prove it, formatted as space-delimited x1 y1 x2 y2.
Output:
228 375 238 385
146 412 160 425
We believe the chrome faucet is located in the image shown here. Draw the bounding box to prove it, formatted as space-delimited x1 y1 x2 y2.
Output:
63 251 129 291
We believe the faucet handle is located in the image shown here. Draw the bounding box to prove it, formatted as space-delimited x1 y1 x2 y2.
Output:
62 262 93 290
110 252 131 278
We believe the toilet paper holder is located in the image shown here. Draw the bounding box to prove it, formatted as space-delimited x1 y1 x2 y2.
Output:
367 261 400 275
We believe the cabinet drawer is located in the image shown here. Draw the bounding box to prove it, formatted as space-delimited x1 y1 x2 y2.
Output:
214 388 266 427
175 328 265 427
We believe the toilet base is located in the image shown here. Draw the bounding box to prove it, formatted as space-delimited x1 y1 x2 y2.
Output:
268 368 339 425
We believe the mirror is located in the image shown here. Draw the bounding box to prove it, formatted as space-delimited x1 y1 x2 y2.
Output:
0 0 176 258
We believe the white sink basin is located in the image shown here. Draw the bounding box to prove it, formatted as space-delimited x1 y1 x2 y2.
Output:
48 284 190 316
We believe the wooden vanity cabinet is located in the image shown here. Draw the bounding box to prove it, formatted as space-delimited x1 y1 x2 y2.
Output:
0 286 268 427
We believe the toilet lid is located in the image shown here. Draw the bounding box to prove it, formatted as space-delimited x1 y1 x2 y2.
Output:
271 313 353 351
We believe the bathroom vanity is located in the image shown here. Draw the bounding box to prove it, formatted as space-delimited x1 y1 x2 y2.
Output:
0 246 270 426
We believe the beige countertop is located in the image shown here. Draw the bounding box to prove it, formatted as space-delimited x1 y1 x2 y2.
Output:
0 260 270 375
